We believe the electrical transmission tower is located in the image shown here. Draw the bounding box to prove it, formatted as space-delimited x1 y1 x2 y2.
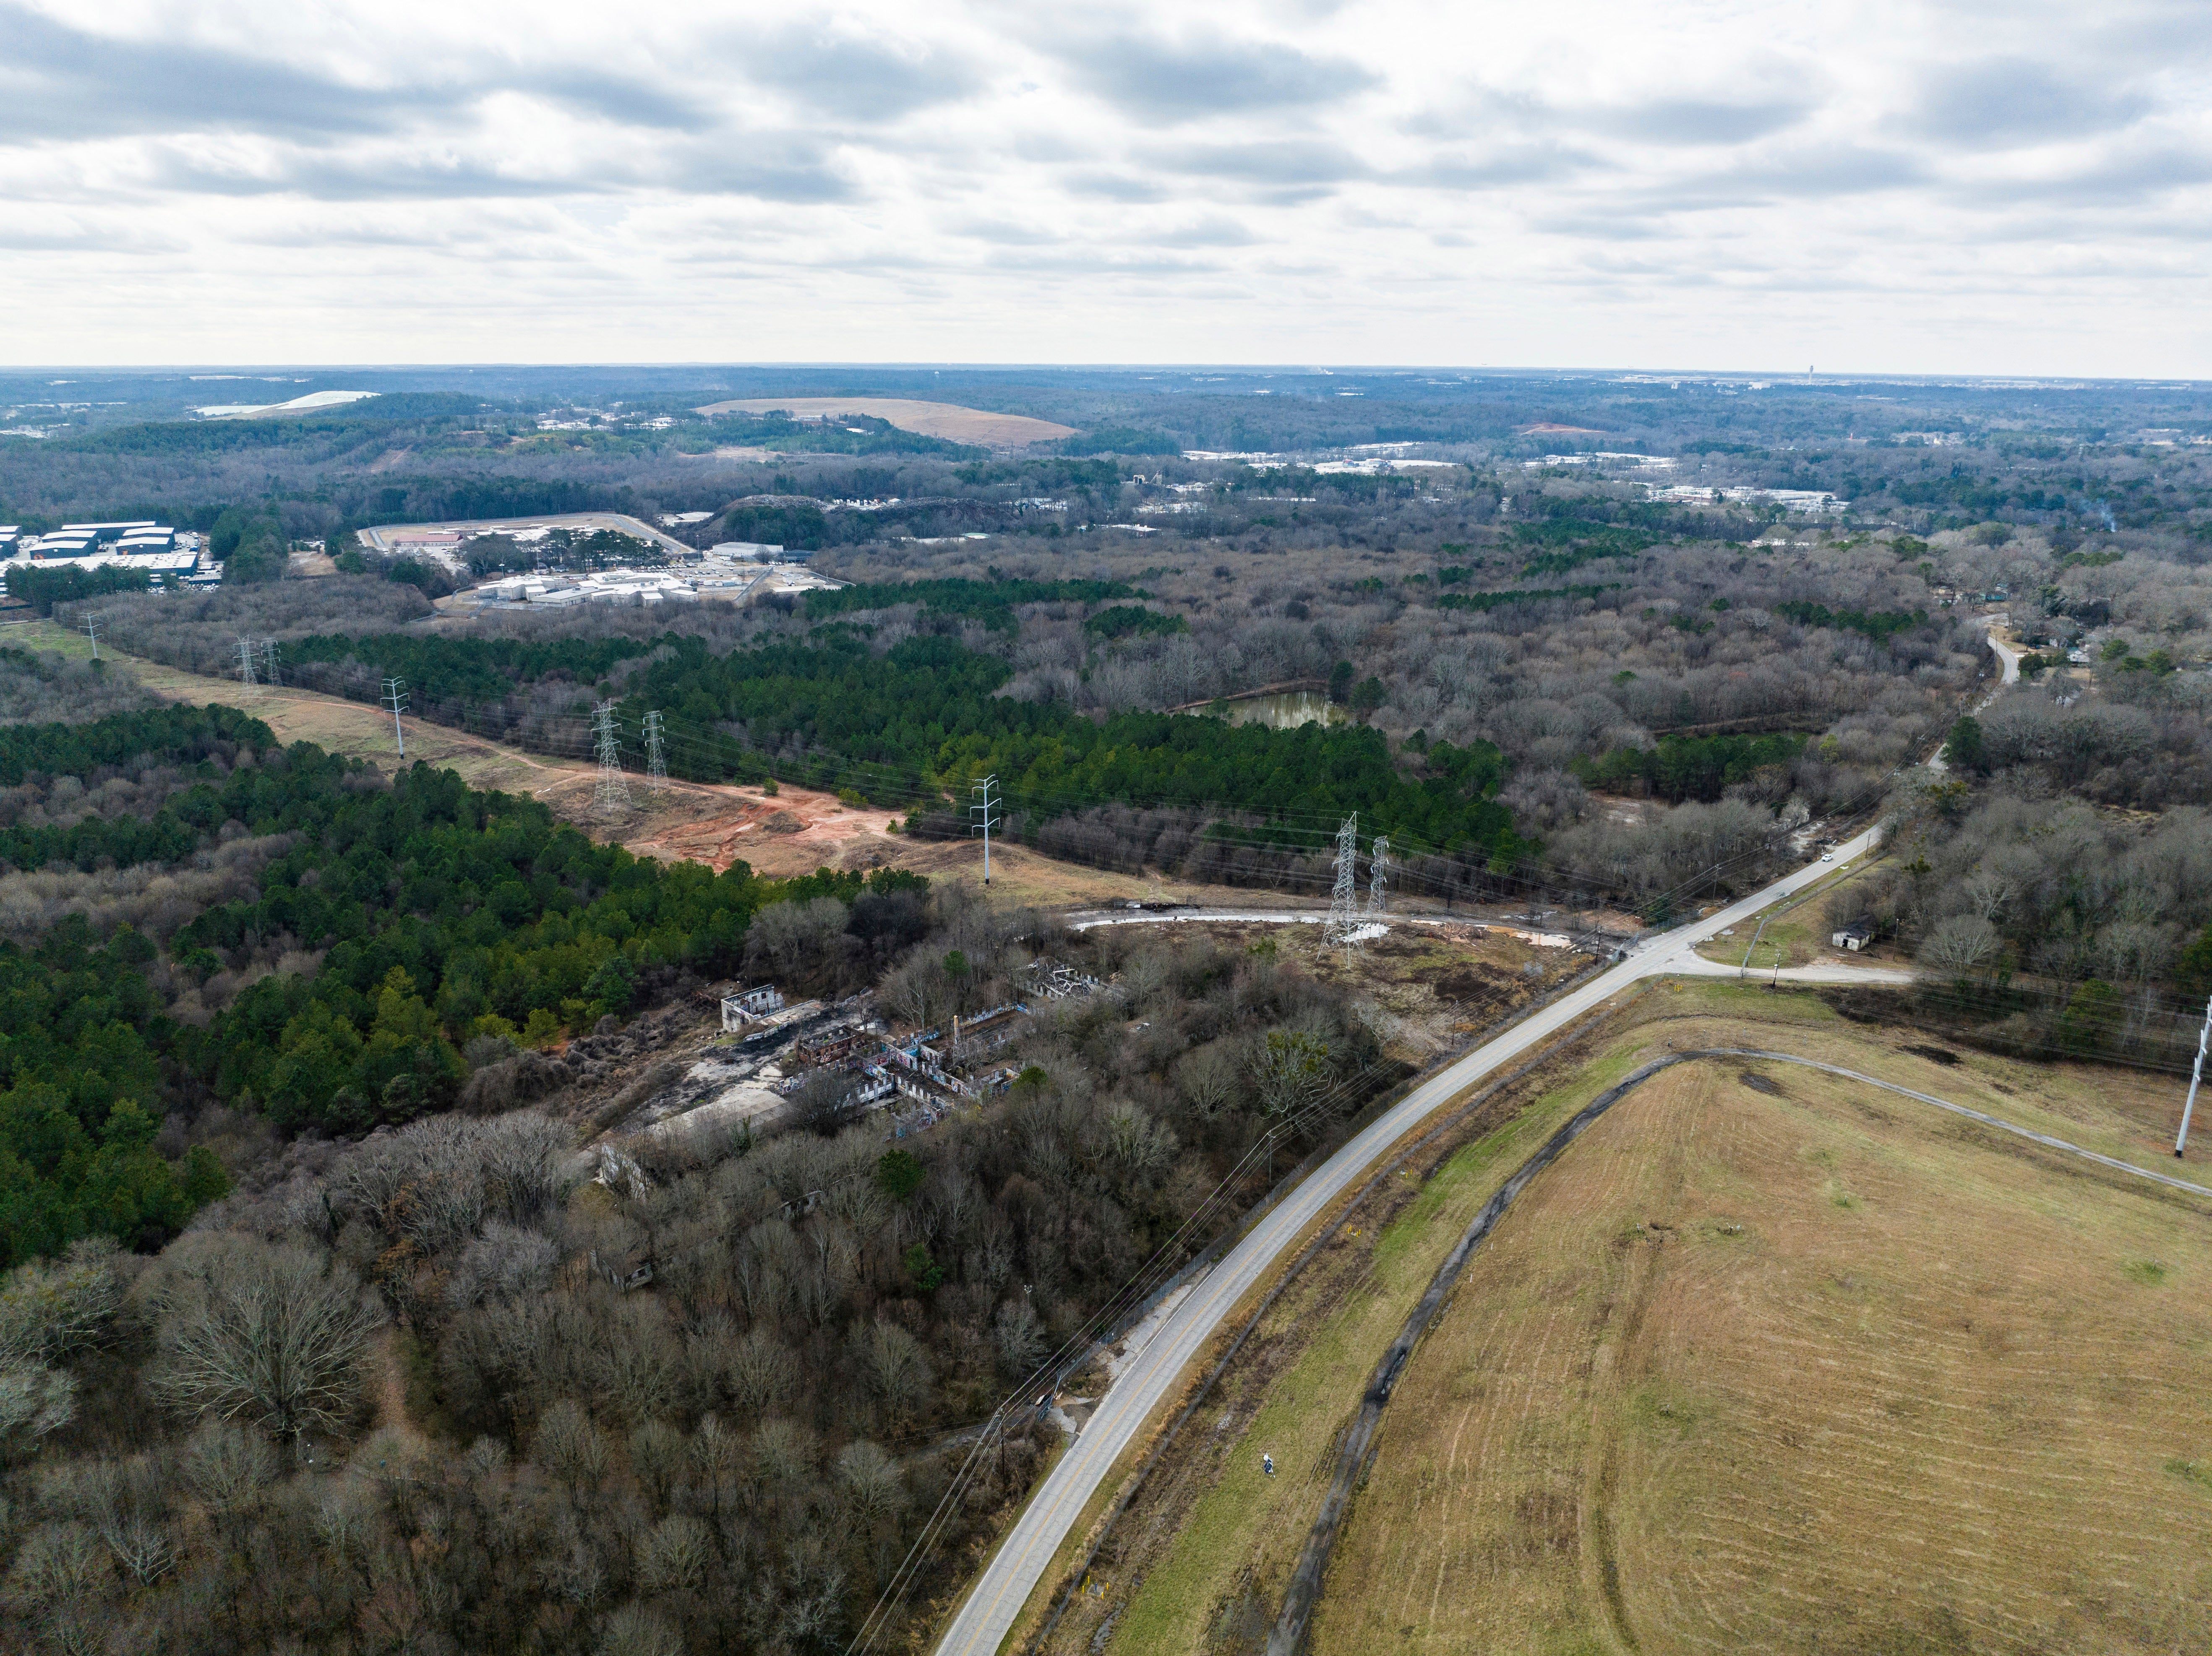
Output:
381 677 408 758
260 638 281 687
234 638 258 689
592 701 631 814
643 710 668 792
82 614 101 661
2178 989 2212 1158
971 775 1001 885
1324 813 1360 956
1367 835 1390 917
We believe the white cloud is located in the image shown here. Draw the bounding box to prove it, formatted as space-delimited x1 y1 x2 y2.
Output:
0 0 2208 373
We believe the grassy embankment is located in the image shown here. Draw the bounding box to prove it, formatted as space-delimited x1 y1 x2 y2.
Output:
1052 979 2212 1656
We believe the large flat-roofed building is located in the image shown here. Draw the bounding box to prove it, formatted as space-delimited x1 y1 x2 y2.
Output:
3 519 198 581
61 522 158 541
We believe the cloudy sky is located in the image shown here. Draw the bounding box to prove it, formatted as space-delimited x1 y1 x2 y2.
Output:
4 0 2208 374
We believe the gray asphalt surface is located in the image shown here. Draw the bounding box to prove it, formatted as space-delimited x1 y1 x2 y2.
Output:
934 822 1886 1656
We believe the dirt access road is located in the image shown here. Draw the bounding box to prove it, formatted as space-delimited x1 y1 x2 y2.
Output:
692 397 1076 449
931 818 1891 1656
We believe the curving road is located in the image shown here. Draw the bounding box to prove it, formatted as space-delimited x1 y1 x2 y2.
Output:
933 823 1886 1656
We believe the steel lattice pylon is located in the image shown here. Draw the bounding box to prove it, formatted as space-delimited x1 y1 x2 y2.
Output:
592 701 632 814
1367 835 1390 916
644 710 668 792
1323 813 1360 956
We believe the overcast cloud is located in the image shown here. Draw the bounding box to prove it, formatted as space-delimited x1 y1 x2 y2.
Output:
2 0 2207 373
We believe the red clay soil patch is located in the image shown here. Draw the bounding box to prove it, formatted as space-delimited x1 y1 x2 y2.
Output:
620 781 903 875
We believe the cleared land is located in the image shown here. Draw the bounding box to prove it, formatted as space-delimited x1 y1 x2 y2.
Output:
691 397 1077 447
1064 982 2212 1656
355 509 691 557
8 622 1319 908
1316 1042 2212 1655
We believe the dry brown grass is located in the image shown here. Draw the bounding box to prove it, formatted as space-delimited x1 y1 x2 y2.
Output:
1073 986 2212 1656
690 397 1076 447
1314 1039 2212 1656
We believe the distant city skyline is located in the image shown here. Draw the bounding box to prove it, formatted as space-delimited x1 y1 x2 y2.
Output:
5 0 2207 375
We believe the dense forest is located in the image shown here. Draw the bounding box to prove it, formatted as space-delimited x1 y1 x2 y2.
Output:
0 692 1417 1655
69 536 1988 915
0 700 941 1270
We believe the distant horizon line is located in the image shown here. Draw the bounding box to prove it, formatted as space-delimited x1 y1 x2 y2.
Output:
4 362 2206 389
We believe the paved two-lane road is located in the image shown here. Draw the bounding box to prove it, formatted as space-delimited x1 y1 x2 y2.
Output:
934 823 1886 1656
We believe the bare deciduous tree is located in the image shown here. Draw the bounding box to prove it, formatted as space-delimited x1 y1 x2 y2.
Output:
1176 1039 1247 1119
0 1362 74 1458
835 1439 907 1528
143 1234 382 1438
182 1419 277 1514
0 1237 130 1366
533 1398 609 1494
991 1297 1046 1380
1917 913 2004 982
634 1514 713 1594
724 1328 796 1419
2 1521 110 1655
597 1603 683 1656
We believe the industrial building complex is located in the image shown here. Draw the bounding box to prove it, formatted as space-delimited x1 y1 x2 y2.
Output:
0 520 207 586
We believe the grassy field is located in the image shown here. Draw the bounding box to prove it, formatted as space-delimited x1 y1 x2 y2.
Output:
690 396 1076 445
1693 858 1887 969
1069 982 2212 1656
1317 1002 2212 1654
1070 1047 1646 1656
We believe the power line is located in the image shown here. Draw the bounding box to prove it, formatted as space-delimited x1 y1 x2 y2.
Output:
381 677 407 758
971 774 1001 886
260 638 281 687
1368 834 1390 917
81 614 101 661
204 657 1904 917
234 638 258 689
2175 990 2211 1158
592 701 631 815
643 710 668 792
1323 814 1359 956
847 1042 1401 1656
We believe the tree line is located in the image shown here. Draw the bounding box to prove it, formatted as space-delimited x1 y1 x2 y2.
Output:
0 702 929 1267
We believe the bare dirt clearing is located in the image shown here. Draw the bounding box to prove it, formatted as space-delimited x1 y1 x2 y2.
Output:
17 622 1315 909
691 397 1077 448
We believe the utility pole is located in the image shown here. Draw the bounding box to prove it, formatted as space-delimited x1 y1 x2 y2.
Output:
2177 991 2212 1158
643 710 668 792
1324 813 1359 958
970 776 1001 885
235 638 258 688
592 701 631 814
1367 835 1390 917
381 677 407 758
81 614 100 661
260 638 280 687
